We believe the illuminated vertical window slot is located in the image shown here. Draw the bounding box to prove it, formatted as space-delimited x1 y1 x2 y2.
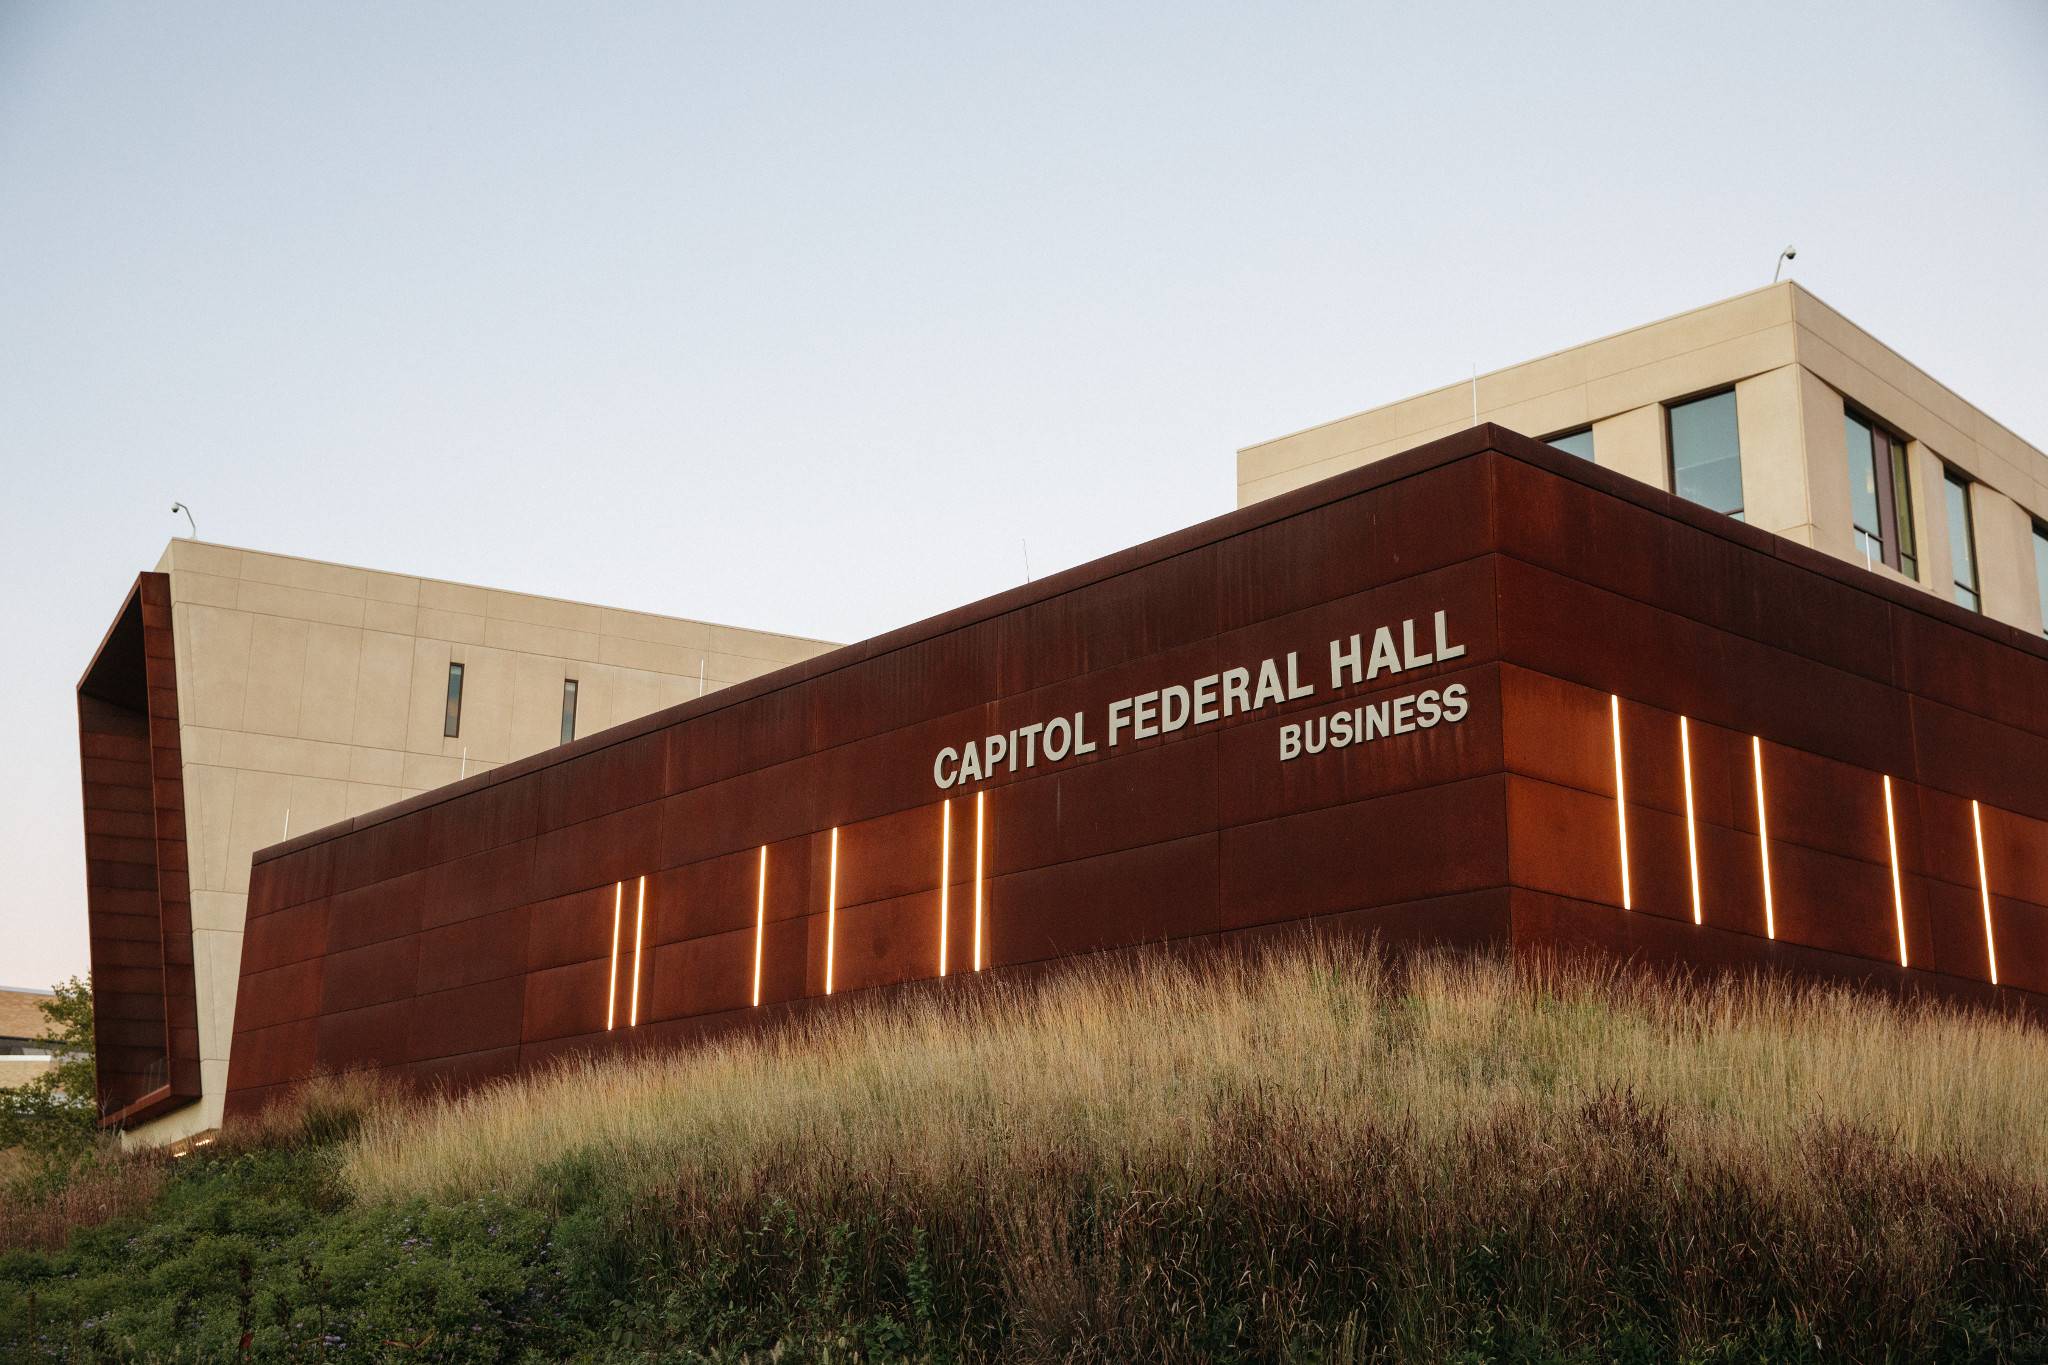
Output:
1972 800 1999 986
1882 775 1909 968
629 875 647 1028
605 880 622 1031
1751 737 1775 940
1610 695 1632 910
937 800 952 978
752 845 767 1008
973 791 987 971
824 826 840 996
1679 716 1703 926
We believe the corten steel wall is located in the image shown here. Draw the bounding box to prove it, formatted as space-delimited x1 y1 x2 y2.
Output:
224 428 2048 1116
78 573 202 1125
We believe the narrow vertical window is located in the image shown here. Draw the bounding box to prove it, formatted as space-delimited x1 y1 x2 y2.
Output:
1546 427 1594 460
1945 473 1980 612
2034 522 2048 638
1667 390 1743 518
443 662 465 738
1844 411 1917 579
560 678 579 745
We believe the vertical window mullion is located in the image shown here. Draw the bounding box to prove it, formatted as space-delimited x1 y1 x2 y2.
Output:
1891 438 1918 581
1870 426 1899 571
1945 471 1980 612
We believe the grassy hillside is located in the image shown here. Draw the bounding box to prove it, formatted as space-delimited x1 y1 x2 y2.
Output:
5 940 2048 1362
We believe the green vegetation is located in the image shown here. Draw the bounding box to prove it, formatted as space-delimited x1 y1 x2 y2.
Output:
4 943 2048 1362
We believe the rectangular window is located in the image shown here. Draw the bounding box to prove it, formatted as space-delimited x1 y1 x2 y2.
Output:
2035 522 2048 637
560 678 579 745
1667 390 1744 518
1547 427 1595 461
443 662 465 738
1845 411 1918 579
1944 472 1980 612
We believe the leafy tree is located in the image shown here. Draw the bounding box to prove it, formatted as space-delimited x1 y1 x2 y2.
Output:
0 975 99 1160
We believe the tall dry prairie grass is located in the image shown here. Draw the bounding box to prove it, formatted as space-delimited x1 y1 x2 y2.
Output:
346 943 2048 1209
325 942 2048 1357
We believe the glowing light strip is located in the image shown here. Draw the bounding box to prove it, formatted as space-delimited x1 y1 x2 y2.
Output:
1973 800 1999 986
1882 775 1908 968
1610 695 1632 910
1680 716 1702 926
973 791 986 971
1752 737 1775 940
938 800 952 978
824 826 839 996
605 880 622 1031
629 875 646 1028
752 845 767 1007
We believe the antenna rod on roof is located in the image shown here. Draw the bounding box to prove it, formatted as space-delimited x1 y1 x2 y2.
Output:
1470 366 1479 428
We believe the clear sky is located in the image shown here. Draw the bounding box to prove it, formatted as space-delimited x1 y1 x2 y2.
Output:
3 1 2044 989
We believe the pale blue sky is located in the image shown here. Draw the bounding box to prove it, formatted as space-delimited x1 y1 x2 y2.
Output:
4 1 2044 986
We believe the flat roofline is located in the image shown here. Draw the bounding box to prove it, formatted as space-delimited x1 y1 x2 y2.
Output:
254 422 2048 869
158 538 841 650
1239 282 1794 452
1239 281 2044 463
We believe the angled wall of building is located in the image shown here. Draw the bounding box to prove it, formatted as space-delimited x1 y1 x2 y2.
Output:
80 542 838 1145
75 574 201 1126
222 429 2048 1122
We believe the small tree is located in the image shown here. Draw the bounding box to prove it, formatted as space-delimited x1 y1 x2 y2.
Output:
0 976 99 1160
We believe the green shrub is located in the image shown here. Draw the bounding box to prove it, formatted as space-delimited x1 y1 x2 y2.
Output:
0 1146 562 1363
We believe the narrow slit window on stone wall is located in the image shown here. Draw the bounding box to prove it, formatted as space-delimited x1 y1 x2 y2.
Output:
1667 390 1744 519
443 661 465 738
1846 410 1918 579
1945 471 1981 612
1546 427 1594 461
561 678 579 745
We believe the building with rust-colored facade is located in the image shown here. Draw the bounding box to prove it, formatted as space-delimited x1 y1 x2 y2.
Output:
216 426 2046 1119
76 291 2048 1139
76 545 836 1144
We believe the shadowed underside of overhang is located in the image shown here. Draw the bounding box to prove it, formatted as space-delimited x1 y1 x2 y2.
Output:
77 572 200 1127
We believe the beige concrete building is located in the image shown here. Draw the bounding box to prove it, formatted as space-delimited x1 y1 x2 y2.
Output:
80 542 837 1144
1240 283 2048 635
0 987 58 1092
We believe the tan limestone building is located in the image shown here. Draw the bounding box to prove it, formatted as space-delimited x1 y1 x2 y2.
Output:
78 542 836 1145
1239 283 2048 636
0 988 58 1092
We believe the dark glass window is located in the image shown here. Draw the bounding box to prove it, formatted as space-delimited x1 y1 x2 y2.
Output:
561 678 579 745
1547 428 1595 460
2035 522 2048 638
1945 472 1980 612
443 662 464 738
1668 391 1744 518
1845 411 1917 579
